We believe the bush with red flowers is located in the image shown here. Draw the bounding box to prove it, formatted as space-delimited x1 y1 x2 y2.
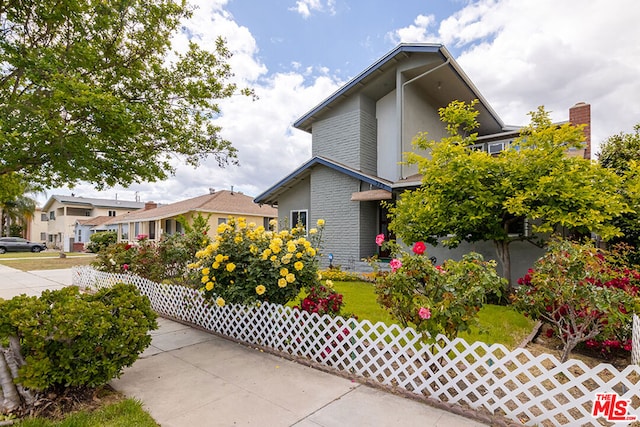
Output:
514 239 640 362
299 282 344 317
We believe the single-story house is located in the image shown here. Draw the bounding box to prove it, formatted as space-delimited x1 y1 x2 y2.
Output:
107 189 278 243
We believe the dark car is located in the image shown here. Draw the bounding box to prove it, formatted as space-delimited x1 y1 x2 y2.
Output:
0 237 47 254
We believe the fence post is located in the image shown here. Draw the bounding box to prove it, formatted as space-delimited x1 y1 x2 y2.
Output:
633 314 640 365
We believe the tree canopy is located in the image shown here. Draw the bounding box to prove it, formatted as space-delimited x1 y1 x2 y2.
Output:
598 123 640 263
389 100 630 290
0 0 250 190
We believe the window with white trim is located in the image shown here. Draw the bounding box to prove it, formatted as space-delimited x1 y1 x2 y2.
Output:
290 210 308 230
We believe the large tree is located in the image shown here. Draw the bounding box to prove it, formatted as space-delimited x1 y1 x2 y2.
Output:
0 0 250 189
389 100 629 292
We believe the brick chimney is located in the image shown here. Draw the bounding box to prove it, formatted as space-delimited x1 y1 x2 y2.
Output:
569 102 591 159
144 201 157 210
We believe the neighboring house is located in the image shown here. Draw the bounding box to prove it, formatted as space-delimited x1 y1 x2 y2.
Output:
255 43 591 280
42 195 145 251
107 189 278 243
75 216 118 250
26 207 49 244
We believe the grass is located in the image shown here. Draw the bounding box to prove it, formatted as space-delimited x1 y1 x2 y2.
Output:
0 252 96 271
15 398 158 427
293 280 535 350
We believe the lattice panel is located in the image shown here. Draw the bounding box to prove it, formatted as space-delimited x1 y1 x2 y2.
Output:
633 315 640 366
72 266 640 427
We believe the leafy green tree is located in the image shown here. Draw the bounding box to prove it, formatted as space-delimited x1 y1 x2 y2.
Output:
598 124 640 264
0 174 39 237
86 231 117 253
389 101 629 292
0 0 251 190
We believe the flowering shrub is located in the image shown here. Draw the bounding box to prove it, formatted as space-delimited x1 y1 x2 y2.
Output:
373 238 505 340
298 280 344 316
194 217 324 306
513 239 640 362
318 268 362 282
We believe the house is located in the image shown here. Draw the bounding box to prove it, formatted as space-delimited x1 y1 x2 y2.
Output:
25 207 49 244
42 195 145 251
254 43 591 279
107 189 278 243
74 216 119 250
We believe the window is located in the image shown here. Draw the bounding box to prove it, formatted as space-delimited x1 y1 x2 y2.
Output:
506 215 530 237
108 210 116 217
290 210 308 230
77 230 82 242
149 221 156 240
176 221 183 234
49 211 55 220
218 218 227 225
165 220 172 235
134 222 140 236
41 213 48 222
40 232 46 241
488 141 506 155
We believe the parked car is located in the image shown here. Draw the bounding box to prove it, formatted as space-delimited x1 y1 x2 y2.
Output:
0 237 47 254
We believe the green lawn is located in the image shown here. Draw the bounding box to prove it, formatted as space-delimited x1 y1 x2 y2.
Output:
293 280 535 350
15 398 158 427
0 252 96 271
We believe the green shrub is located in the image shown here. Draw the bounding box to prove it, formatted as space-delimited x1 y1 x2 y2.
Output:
319 268 362 282
0 284 157 390
86 231 117 253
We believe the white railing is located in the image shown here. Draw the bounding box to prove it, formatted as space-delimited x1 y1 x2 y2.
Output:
73 266 640 426
633 314 640 365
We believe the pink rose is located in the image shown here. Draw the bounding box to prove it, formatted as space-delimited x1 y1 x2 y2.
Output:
390 258 402 272
412 241 426 255
375 234 385 247
418 307 431 320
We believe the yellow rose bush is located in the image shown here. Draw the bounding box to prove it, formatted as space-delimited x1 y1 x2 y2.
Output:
194 216 324 305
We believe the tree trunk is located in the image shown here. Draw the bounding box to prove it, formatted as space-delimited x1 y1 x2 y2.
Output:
0 345 21 413
494 239 512 294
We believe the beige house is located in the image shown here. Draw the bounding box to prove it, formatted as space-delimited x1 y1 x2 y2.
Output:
25 207 49 244
107 190 278 243
42 195 145 251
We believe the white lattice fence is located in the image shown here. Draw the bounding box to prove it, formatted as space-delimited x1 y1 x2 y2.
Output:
73 266 640 426
633 315 640 366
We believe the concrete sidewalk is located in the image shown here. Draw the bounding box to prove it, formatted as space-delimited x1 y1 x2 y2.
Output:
0 265 490 426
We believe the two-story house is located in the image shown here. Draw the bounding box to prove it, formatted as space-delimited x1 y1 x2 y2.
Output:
255 43 590 279
42 195 145 251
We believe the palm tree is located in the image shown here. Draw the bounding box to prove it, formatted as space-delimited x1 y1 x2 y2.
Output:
0 180 43 237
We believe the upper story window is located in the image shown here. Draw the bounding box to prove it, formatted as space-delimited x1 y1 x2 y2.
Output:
108 210 116 217
49 211 55 220
41 213 48 221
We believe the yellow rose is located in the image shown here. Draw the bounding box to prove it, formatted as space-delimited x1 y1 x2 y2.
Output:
280 268 289 277
212 262 220 269
278 278 287 288
317 219 325 227
317 272 322 280
309 228 318 235
201 275 209 283
205 281 214 291
286 273 295 283
234 236 243 243
201 267 210 276
287 243 296 253
325 280 334 289
215 254 224 263
294 261 304 271
307 248 316 256
296 252 303 259
226 263 236 272
270 255 277 262
216 297 225 307
255 285 266 295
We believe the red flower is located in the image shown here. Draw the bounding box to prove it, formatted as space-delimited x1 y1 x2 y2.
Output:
412 241 426 255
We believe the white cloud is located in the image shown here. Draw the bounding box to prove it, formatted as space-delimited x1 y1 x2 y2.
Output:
289 0 336 19
387 14 438 44
391 0 640 156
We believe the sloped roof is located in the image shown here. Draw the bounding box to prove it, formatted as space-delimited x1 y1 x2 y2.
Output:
108 190 277 224
76 216 114 227
43 195 145 211
294 43 504 135
254 156 393 206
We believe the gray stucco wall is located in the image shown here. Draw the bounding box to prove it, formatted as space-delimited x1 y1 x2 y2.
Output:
277 177 310 228
312 97 361 169
359 97 377 175
310 166 361 269
425 239 546 284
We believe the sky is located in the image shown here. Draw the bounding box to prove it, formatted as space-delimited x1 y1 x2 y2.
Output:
41 0 640 206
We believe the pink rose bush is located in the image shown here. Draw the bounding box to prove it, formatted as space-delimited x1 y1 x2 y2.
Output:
372 237 504 341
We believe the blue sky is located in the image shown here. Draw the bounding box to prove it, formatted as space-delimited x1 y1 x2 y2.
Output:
43 0 640 205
